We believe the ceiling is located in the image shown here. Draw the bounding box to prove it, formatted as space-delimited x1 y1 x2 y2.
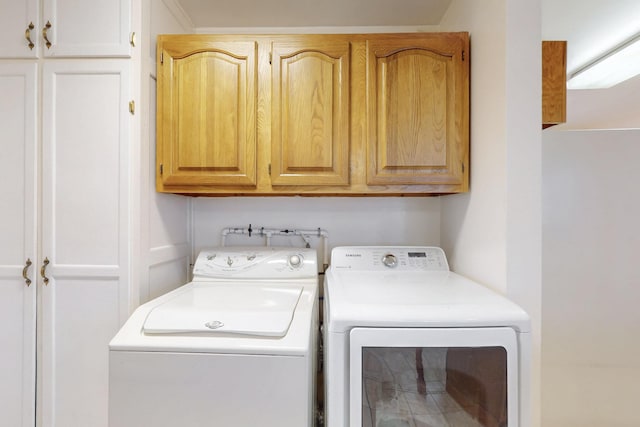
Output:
542 0 640 129
176 0 451 28
542 0 640 78
176 0 638 77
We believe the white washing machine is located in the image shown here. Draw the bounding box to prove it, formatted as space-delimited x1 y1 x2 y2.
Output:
109 247 319 427
323 246 531 427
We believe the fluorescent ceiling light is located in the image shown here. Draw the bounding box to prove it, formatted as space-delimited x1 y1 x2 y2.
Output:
567 32 640 90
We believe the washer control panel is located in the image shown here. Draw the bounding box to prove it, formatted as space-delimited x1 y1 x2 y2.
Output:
330 246 449 271
192 247 317 279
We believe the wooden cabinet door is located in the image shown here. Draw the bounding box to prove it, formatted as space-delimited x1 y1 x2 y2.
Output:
365 33 469 190
270 36 350 186
40 60 132 427
0 63 37 427
157 38 258 190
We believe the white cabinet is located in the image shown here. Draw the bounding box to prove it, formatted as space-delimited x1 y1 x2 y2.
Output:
0 0 38 57
40 60 132 427
0 2 135 426
0 62 38 427
0 0 131 58
0 60 133 427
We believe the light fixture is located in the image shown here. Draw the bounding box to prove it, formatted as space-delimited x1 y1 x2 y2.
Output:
567 31 640 90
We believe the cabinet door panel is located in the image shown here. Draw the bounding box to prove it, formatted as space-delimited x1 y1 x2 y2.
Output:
42 0 131 57
44 69 122 265
42 278 121 427
41 60 131 427
271 38 350 186
157 40 257 188
366 34 469 188
0 0 38 58
0 63 37 427
379 50 448 167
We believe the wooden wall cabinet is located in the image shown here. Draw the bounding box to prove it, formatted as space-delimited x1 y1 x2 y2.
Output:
156 33 469 196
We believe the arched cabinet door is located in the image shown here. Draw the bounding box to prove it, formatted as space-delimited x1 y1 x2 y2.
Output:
365 33 469 191
156 37 258 191
270 36 351 186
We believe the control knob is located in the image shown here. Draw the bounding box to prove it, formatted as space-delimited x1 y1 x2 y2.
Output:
288 254 303 268
381 253 398 268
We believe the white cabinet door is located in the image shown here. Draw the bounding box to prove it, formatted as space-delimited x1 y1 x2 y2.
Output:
42 0 131 57
40 60 131 427
0 0 130 58
0 63 38 427
0 0 39 58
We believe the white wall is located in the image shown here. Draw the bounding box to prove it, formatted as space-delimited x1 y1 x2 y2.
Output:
192 197 441 262
150 0 193 56
541 2 640 426
438 0 543 306
439 0 542 299
439 0 508 291
139 0 192 303
542 129 640 427
555 77 640 130
439 1 542 426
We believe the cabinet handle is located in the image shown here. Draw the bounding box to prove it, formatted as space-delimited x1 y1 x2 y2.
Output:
43 21 52 49
23 258 33 286
41 257 50 285
25 22 35 50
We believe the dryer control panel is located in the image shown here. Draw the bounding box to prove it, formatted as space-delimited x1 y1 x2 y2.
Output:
330 246 449 271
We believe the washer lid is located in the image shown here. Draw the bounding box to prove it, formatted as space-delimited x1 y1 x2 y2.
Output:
142 283 303 337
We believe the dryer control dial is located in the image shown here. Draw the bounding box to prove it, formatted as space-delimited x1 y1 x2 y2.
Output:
288 254 303 268
381 253 398 268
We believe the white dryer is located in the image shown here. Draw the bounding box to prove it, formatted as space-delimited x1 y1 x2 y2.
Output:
323 246 531 427
109 247 319 427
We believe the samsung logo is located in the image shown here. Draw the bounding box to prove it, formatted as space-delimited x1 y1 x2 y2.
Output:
345 253 362 257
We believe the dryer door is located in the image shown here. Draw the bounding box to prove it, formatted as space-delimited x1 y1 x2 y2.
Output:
349 327 519 427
